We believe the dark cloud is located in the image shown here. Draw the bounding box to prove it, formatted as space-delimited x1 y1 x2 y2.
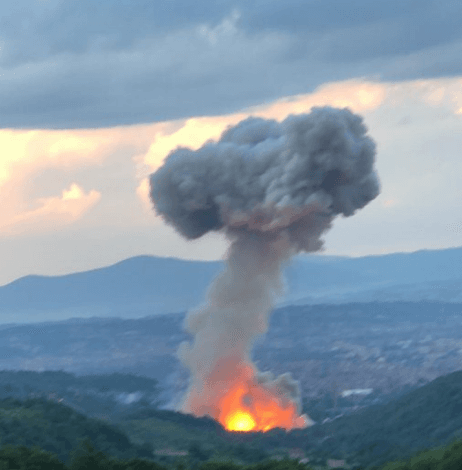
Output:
0 0 461 128
239 0 427 33
150 107 379 244
0 0 227 66
317 2 462 63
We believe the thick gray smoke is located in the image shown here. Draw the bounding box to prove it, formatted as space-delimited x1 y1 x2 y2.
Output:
149 106 379 429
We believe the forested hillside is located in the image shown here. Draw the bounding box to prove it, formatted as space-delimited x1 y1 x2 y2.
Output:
3 369 462 468
256 370 462 467
310 369 462 463
3 426 462 470
0 397 152 464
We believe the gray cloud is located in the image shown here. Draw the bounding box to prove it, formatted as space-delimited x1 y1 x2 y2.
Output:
1 0 461 128
150 107 379 244
150 108 379 428
0 0 227 66
316 3 462 64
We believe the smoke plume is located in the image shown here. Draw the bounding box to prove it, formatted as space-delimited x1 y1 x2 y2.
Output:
150 107 380 430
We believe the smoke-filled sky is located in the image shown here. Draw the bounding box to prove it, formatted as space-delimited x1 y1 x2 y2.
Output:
1 0 462 286
150 106 380 427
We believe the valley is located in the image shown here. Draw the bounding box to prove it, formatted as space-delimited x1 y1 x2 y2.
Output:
1 301 462 423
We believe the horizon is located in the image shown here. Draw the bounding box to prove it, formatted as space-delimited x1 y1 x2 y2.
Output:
2 243 461 288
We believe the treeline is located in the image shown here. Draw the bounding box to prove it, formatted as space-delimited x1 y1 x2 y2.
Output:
378 439 462 470
0 370 160 401
4 371 462 469
0 439 166 470
0 440 309 470
3 438 462 470
0 395 270 467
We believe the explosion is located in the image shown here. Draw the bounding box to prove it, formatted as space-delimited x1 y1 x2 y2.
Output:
217 368 308 432
150 107 380 432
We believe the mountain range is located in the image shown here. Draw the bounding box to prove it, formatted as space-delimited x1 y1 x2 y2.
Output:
1 246 461 324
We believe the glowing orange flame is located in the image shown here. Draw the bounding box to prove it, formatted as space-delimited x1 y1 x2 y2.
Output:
181 360 309 433
226 410 256 432
217 380 307 433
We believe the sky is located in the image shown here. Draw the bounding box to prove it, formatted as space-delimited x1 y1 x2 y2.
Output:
0 0 461 286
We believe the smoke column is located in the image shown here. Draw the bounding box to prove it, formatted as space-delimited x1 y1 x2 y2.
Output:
150 107 380 430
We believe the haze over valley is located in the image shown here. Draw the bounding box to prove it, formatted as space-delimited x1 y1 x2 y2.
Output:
1 246 461 422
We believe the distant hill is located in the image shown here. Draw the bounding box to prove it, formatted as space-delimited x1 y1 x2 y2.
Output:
1 247 462 324
0 256 222 323
284 245 462 305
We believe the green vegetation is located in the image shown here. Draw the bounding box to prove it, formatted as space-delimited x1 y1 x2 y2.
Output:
0 397 149 464
4 369 462 468
114 407 270 465
0 394 271 467
0 439 309 470
2 436 462 470
378 439 462 470
291 370 462 467
2 390 462 469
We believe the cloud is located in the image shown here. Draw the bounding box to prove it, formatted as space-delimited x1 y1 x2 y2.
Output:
143 116 246 170
140 77 462 258
248 80 386 118
0 123 164 235
136 178 153 214
197 9 241 45
313 1 462 63
0 184 101 234
0 1 462 128
0 75 461 285
140 76 462 261
0 0 229 65
0 128 116 190
142 80 386 172
323 78 462 256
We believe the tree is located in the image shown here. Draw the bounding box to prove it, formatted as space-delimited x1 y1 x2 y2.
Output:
188 442 210 462
115 458 167 470
68 438 112 470
0 444 66 470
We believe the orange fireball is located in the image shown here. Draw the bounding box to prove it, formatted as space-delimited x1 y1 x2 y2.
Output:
226 410 256 432
217 379 307 433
